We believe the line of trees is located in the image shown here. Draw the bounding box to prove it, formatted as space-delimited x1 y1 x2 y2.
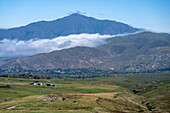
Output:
0 74 52 79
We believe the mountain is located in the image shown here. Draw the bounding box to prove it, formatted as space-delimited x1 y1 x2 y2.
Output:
0 13 139 40
0 32 170 74
99 32 170 72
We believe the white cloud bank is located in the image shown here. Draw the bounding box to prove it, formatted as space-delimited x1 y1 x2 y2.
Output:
0 33 115 58
0 30 144 58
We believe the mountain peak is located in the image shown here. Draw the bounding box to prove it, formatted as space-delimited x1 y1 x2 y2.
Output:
65 13 88 19
0 14 140 40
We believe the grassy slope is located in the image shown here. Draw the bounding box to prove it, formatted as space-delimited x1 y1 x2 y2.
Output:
132 80 170 112
0 72 169 113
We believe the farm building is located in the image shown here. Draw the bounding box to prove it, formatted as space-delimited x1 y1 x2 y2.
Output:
46 84 56 87
72 101 77 104
56 97 62 100
52 84 56 87
30 81 42 86
46 84 52 86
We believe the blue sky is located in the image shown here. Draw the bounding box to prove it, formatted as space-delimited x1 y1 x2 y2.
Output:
0 0 170 32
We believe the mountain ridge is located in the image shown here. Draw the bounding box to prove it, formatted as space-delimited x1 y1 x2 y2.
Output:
0 32 170 74
0 13 139 40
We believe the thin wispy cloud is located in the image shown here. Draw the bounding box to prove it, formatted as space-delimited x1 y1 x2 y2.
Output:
67 11 87 15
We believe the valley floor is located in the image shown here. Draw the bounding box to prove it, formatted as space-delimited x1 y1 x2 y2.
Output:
0 72 170 113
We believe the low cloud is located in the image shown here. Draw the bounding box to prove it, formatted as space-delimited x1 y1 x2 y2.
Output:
0 30 144 58
0 33 114 58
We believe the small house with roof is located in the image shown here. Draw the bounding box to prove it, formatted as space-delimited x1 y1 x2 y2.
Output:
30 81 42 86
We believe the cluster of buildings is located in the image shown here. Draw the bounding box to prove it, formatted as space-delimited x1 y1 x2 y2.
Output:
30 81 56 87
30 81 78 104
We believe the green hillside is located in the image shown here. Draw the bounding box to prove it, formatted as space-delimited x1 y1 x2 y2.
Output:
0 72 169 113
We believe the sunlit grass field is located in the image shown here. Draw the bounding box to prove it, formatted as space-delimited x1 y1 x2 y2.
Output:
0 72 169 113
